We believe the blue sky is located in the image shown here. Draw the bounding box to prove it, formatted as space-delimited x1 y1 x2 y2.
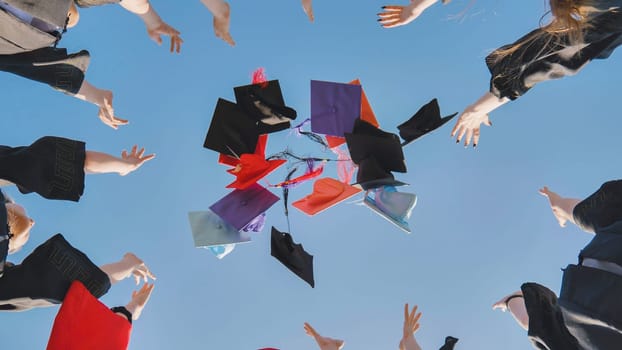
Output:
2 0 621 349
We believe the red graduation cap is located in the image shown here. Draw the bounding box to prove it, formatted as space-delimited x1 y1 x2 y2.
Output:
219 134 268 167
226 153 286 190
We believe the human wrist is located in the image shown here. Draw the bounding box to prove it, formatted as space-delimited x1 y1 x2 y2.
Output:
138 5 162 29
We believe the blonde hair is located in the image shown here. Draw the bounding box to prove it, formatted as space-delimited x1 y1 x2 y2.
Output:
6 204 32 254
490 0 595 61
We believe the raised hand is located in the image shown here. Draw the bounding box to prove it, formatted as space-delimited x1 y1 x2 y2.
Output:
378 4 424 28
450 107 491 147
147 21 183 53
119 145 156 176
539 186 580 228
399 303 422 350
304 322 345 350
97 90 129 130
123 253 157 285
126 283 155 320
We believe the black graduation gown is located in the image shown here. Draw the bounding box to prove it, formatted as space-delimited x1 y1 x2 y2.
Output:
0 233 111 311
521 179 622 350
0 0 119 94
486 0 622 100
0 136 86 201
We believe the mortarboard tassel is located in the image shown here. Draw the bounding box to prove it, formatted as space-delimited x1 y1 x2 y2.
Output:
241 213 267 233
292 119 329 148
330 144 356 184
282 167 297 233
251 67 269 88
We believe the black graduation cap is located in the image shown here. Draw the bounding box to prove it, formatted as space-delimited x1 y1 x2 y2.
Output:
270 227 314 288
234 80 297 134
203 98 261 157
0 192 9 277
398 99 458 146
439 336 459 350
355 157 407 190
345 119 407 173
0 234 111 311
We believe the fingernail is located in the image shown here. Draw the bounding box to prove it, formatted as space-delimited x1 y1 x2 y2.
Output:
382 6 386 8
377 19 381 21
473 144 477 148
456 139 460 143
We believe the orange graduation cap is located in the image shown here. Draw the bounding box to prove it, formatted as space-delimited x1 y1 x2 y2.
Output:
293 177 361 216
326 79 379 148
226 153 286 190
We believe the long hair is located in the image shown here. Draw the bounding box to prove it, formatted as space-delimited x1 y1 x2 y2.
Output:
490 0 595 61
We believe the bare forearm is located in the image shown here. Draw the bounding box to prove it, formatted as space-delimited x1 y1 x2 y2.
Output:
561 198 582 227
119 0 162 27
469 92 510 115
506 292 529 331
84 151 130 175
200 0 228 17
412 0 439 12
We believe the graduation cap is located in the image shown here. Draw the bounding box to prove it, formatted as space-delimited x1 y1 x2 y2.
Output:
293 177 361 216
398 99 458 146
226 153 286 190
188 210 252 247
345 119 407 173
204 98 261 157
355 157 408 190
325 79 379 148
311 80 362 137
363 186 416 233
234 80 297 134
219 134 268 167
439 336 459 350
47 281 131 350
210 184 280 231
271 227 315 287
0 192 8 277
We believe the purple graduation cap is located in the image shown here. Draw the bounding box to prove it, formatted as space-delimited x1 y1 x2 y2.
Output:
310 80 362 137
210 183 280 231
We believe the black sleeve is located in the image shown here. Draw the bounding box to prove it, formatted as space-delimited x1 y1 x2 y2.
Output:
0 47 90 95
521 282 580 350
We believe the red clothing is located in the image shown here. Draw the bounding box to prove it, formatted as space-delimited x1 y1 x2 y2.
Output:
47 281 131 350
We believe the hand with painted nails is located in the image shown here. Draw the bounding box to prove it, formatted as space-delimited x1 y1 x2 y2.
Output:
399 303 422 350
302 0 314 22
304 322 345 350
378 0 439 28
450 107 491 148
539 186 581 228
451 92 509 147
378 4 424 28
